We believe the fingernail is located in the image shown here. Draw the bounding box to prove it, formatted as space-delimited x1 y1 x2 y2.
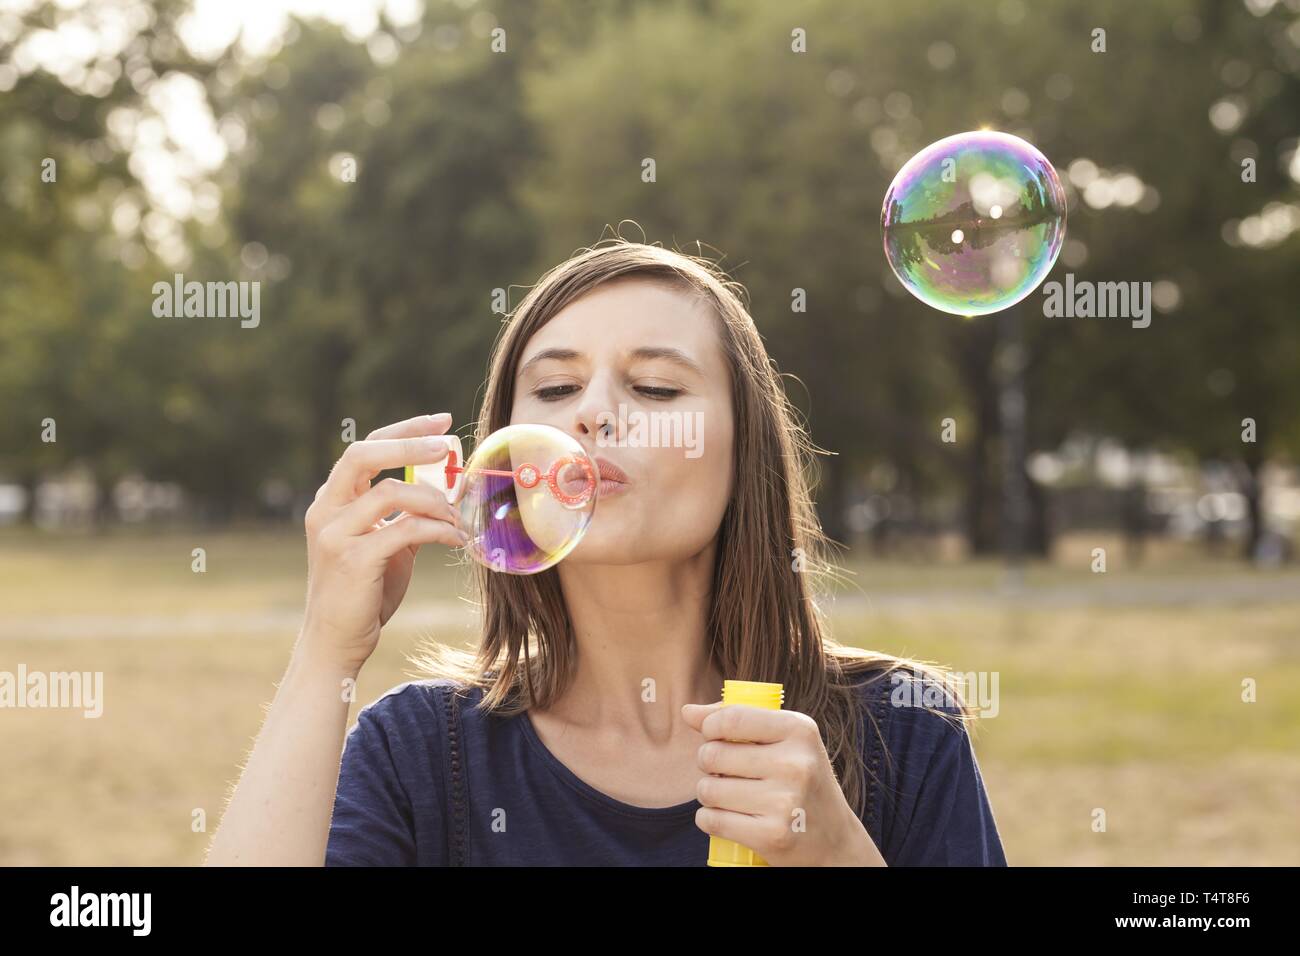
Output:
458 529 471 544
425 437 448 452
429 412 451 422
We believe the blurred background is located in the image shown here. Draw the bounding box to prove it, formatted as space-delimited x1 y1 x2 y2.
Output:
1 0 1298 865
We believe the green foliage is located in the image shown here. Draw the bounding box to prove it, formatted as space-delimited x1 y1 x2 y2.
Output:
1 0 1296 543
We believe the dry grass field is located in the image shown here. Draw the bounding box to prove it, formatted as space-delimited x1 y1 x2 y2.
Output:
2 527 1296 865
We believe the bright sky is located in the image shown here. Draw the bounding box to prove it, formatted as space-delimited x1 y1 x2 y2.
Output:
177 0 424 58
1 0 436 264
1 0 1295 264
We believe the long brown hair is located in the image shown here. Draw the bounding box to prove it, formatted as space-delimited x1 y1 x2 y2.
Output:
412 234 974 818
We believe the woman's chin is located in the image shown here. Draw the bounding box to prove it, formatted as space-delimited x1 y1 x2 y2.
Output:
562 520 644 566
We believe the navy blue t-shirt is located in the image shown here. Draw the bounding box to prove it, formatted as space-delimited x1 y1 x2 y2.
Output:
325 673 1008 866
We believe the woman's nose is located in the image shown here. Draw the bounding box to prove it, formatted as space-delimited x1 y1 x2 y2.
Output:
571 376 621 447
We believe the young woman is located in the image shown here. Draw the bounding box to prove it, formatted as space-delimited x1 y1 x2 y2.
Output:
205 239 1007 866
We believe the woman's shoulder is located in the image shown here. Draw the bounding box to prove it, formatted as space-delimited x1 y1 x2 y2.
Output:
839 659 1006 865
838 659 978 796
844 661 974 766
330 678 485 866
842 658 971 722
349 676 524 753
353 677 488 727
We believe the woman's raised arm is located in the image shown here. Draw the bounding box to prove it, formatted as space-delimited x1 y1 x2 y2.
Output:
203 413 464 866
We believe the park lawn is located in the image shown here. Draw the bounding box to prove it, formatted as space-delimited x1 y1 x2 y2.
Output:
835 603 1300 865
1 528 1297 865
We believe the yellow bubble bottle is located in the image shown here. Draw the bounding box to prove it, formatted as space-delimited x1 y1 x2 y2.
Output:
706 679 785 867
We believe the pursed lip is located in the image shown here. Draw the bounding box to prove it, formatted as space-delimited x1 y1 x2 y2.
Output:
593 456 630 492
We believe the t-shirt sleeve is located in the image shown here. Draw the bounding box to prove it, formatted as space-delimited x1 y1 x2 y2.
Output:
325 692 422 866
876 684 1008 866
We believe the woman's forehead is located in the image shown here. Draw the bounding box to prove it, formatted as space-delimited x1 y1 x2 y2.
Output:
520 281 724 370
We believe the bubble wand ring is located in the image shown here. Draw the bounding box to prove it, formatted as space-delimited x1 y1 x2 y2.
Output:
440 451 596 509
403 423 600 574
405 424 600 511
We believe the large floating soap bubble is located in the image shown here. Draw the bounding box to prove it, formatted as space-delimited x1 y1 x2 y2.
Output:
881 130 1067 317
406 423 597 574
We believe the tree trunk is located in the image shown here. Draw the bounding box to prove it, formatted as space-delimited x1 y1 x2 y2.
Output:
1122 477 1148 566
92 472 116 531
1025 466 1052 557
1238 457 1264 563
18 469 39 525
952 320 1001 556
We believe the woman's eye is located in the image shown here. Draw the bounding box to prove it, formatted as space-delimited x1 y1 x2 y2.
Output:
534 384 579 401
634 386 682 400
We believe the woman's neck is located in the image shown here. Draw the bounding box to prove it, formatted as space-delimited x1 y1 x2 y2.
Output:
548 546 723 737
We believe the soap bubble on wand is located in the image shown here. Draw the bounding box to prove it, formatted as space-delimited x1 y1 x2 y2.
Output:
404 422 599 575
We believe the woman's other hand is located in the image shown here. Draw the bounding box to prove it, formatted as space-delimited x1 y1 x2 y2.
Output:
683 700 887 866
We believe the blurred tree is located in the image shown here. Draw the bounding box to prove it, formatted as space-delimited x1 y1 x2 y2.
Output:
524 0 1300 559
217 5 538 501
1 0 1296 562
0 0 228 523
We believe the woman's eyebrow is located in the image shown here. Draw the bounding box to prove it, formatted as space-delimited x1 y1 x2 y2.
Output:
629 346 704 375
519 345 704 376
518 347 583 376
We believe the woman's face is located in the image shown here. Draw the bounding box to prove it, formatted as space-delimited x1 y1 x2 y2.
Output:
508 277 734 565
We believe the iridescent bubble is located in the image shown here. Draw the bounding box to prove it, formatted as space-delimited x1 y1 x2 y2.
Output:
881 130 1067 316
406 423 597 574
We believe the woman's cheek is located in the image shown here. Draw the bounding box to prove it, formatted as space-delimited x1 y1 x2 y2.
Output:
668 465 732 550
